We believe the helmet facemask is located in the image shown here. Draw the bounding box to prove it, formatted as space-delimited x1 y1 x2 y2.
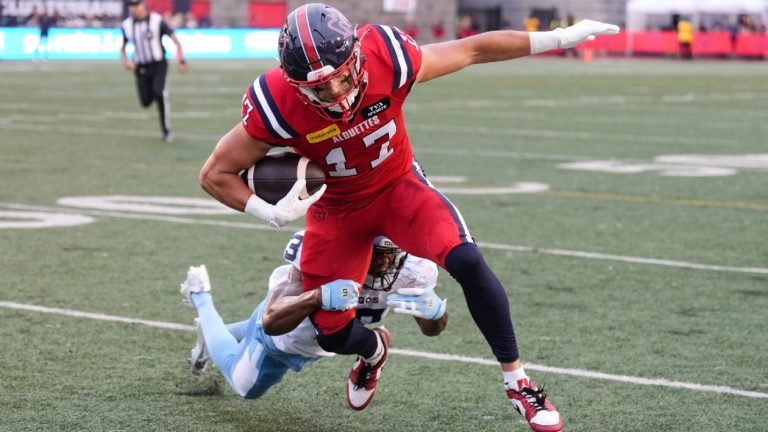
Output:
284 40 367 123
364 237 407 292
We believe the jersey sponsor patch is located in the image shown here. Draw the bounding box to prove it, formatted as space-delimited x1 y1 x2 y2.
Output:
362 97 390 119
306 124 341 143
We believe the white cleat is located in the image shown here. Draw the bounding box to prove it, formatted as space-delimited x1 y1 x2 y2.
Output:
180 265 211 308
189 318 210 375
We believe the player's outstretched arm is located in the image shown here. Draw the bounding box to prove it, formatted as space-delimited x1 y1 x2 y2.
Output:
416 19 619 84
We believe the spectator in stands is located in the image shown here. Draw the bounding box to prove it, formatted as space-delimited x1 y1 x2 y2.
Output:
727 20 740 57
198 13 212 28
404 19 420 41
565 14 576 28
549 16 560 31
523 14 539 32
677 17 694 60
457 14 477 39
431 18 445 42
184 12 198 29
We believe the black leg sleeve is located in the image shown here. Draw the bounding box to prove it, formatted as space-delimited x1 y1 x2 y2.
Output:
444 243 520 363
315 318 379 358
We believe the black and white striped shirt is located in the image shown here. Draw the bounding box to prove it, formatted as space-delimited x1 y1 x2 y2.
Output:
121 12 173 64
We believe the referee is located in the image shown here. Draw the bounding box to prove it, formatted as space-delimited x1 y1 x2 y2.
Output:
120 0 187 142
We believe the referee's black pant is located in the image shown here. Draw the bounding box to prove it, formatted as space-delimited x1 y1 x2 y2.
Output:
134 61 171 136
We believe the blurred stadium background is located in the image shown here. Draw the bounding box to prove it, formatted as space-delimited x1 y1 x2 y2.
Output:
2 1 767 431
1 0 766 60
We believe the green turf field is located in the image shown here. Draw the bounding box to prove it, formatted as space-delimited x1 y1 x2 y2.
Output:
1 58 767 431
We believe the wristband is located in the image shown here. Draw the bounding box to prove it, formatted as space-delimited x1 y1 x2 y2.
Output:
179 59 187 65
528 30 561 55
244 194 271 221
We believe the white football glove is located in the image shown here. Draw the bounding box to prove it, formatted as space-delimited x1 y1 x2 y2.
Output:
558 19 620 48
244 179 326 228
386 286 447 321
529 19 620 54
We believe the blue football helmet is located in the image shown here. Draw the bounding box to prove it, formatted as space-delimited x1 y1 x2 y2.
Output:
278 3 367 122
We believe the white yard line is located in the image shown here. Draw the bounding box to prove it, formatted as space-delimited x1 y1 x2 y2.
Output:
478 243 768 275
1 300 766 399
410 123 743 148
3 202 768 275
0 119 748 149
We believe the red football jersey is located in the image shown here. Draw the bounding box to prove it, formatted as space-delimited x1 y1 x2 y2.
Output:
241 24 423 203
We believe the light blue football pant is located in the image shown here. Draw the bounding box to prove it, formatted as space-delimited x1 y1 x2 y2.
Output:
191 292 304 399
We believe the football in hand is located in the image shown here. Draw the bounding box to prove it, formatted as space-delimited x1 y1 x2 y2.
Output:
240 152 325 205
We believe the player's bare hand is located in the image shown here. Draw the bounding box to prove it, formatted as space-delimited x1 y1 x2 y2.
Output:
122 60 136 71
178 61 188 74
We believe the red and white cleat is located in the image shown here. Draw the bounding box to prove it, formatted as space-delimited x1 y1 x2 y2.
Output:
346 327 390 410
506 381 563 432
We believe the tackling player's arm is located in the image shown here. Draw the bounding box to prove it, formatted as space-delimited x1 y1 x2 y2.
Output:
262 267 323 336
200 124 272 212
262 269 359 335
414 313 448 337
416 20 619 84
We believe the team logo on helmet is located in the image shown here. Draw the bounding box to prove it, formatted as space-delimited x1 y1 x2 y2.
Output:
326 10 353 39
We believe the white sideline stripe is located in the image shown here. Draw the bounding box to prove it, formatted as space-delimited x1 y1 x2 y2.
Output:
0 119 747 149
0 203 296 232
1 300 766 399
411 123 741 148
3 202 768 275
478 242 768 275
390 349 768 399
0 301 194 331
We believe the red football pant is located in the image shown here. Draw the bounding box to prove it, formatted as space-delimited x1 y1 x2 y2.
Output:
302 161 473 333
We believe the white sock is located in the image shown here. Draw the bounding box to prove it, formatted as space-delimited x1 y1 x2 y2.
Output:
503 368 530 391
364 332 385 364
